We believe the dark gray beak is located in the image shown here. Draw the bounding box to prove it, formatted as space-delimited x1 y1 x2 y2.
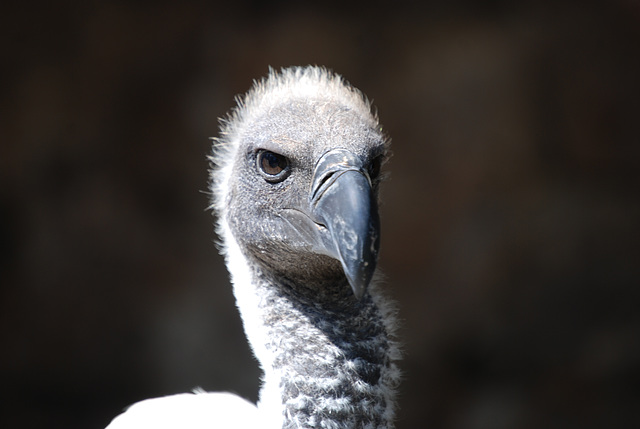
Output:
309 149 380 299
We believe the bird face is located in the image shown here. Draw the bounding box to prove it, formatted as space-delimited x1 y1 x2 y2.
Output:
222 89 387 299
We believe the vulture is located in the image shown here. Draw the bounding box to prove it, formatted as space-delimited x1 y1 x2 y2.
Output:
106 66 400 429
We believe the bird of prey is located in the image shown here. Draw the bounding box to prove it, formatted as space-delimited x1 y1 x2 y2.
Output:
106 65 399 429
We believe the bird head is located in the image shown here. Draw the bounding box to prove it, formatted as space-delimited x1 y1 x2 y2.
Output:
212 67 388 299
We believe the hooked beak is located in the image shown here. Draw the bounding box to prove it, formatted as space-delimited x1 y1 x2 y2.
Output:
309 149 380 299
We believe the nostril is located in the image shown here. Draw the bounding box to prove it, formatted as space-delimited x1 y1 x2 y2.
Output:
312 170 336 201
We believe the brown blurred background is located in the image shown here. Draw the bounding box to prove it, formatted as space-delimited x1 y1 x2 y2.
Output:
1 1 639 428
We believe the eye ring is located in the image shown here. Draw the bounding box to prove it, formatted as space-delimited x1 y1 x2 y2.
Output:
256 150 290 182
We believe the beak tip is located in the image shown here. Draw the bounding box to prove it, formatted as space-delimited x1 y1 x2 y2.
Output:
350 279 367 300
343 258 376 300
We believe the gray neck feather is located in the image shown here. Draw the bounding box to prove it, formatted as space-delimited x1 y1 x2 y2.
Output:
251 265 397 429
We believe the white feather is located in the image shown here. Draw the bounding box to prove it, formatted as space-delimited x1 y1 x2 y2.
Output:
105 392 259 429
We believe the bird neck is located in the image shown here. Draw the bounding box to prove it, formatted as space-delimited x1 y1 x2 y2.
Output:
260 274 396 429
222 227 398 428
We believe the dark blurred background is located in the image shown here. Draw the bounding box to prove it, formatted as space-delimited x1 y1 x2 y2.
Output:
1 1 639 428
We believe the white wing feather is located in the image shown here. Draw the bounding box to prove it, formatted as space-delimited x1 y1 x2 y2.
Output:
106 392 259 429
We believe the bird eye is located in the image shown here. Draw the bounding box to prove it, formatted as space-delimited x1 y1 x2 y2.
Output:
368 155 383 182
257 150 290 182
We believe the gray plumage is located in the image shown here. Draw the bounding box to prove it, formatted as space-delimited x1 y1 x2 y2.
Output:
106 66 400 429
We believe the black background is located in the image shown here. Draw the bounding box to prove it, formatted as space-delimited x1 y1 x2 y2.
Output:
1 1 639 428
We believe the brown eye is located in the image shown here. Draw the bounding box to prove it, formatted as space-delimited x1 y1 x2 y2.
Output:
257 150 290 182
